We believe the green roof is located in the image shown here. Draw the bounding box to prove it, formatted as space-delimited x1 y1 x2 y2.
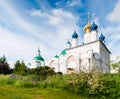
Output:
54 55 59 58
66 40 71 45
61 49 66 55
34 55 44 61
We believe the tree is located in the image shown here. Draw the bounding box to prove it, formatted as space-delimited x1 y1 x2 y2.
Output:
111 56 120 73
13 60 27 75
0 55 10 74
34 66 55 80
0 55 7 63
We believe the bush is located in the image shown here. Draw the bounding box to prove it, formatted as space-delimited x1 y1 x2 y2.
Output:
65 73 120 98
65 73 89 95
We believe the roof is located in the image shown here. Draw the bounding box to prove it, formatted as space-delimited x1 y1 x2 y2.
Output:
72 31 78 39
54 55 59 58
61 49 67 55
90 21 98 31
67 40 111 54
34 55 44 61
66 40 71 45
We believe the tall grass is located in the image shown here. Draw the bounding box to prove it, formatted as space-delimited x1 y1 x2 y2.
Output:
0 73 120 99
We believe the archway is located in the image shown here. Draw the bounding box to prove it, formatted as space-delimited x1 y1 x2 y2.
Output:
66 55 76 74
49 60 56 71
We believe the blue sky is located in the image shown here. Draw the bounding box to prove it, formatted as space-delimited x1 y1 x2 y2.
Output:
0 0 120 67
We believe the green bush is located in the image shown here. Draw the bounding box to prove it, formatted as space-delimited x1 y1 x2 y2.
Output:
65 73 89 95
65 73 120 99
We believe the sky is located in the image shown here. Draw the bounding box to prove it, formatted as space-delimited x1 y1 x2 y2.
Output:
0 0 120 67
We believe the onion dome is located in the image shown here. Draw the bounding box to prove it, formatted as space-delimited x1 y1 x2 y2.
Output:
54 55 59 58
61 49 66 56
90 21 98 31
83 22 91 33
66 39 71 45
72 31 78 39
33 48 44 61
34 55 44 61
99 33 105 41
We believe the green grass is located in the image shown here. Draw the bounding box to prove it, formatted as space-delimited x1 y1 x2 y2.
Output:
0 75 88 99
1 74 119 99
0 74 10 79
0 85 87 99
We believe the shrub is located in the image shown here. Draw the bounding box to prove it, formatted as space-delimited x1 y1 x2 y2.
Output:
65 73 120 98
66 73 89 95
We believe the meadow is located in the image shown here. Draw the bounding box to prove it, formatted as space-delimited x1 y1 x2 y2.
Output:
0 74 88 99
0 73 120 99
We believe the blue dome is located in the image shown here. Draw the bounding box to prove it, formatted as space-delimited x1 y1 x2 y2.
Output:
99 33 105 41
90 22 98 31
72 31 78 39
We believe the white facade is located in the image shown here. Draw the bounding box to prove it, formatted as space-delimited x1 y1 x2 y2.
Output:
48 19 111 74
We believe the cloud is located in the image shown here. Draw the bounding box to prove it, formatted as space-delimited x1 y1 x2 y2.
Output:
0 0 80 67
29 8 80 48
0 26 43 65
30 8 76 26
100 0 120 59
66 0 82 7
107 0 120 22
102 25 120 60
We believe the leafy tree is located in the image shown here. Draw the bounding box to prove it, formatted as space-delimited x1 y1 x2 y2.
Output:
34 66 55 80
0 55 10 74
13 60 27 75
0 55 7 63
111 56 120 73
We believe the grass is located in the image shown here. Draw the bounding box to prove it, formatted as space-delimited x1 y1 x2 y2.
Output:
0 85 88 99
1 73 119 99
0 75 88 99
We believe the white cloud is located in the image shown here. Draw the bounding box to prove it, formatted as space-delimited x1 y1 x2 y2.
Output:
101 24 120 60
0 26 41 65
30 8 76 27
66 0 82 7
102 0 120 60
0 1 80 67
107 0 120 22
30 8 80 48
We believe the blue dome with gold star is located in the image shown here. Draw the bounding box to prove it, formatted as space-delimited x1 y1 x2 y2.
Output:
90 22 98 31
72 31 78 39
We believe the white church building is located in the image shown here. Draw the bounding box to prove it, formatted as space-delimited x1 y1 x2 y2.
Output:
47 16 111 74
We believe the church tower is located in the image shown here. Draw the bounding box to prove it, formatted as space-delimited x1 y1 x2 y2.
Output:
71 31 78 47
90 14 98 42
33 48 45 67
84 13 91 44
66 39 71 49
